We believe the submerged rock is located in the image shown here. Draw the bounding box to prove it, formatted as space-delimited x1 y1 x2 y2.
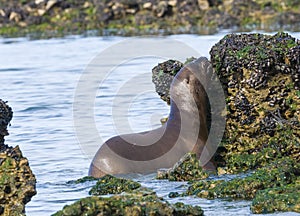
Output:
53 188 204 216
89 174 141 195
0 100 36 216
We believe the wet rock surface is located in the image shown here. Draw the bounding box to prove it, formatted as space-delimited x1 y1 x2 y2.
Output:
1 0 300 38
250 180 300 214
186 158 299 199
0 99 36 216
89 174 141 195
157 153 209 181
53 183 204 216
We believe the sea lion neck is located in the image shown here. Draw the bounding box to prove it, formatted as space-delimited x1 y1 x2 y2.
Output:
167 98 202 128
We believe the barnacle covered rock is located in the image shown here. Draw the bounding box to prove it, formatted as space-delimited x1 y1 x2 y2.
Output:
156 153 209 181
53 187 204 216
89 174 141 195
210 32 300 172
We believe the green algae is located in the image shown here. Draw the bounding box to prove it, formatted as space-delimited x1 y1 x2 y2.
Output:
67 176 98 184
53 188 204 216
187 158 300 200
89 174 141 195
251 180 300 214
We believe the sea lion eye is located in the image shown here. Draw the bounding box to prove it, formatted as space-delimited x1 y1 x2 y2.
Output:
185 78 190 84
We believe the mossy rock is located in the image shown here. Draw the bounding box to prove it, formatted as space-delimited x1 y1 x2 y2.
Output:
53 189 204 216
0 145 37 216
250 179 300 214
67 176 99 184
89 174 141 195
186 158 299 200
157 153 209 181
0 100 36 215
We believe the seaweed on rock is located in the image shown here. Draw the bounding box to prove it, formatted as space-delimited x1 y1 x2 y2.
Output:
89 174 141 195
53 186 204 216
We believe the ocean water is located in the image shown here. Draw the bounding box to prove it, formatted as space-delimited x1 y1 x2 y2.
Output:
0 32 299 216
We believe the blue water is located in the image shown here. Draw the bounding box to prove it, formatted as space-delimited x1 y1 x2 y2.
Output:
0 32 300 216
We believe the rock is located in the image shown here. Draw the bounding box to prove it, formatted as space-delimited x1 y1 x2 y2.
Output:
198 0 210 10
89 174 141 195
0 100 13 144
53 188 204 216
37 9 46 16
142 2 152 10
45 0 58 11
251 181 300 214
0 145 37 216
0 9 6 17
210 32 300 172
1 0 300 38
154 1 171 18
187 158 300 200
35 0 45 5
151 32 300 214
67 176 98 184
152 59 183 104
168 0 177 7
178 32 300 214
157 153 209 181
0 100 36 215
9 12 21 22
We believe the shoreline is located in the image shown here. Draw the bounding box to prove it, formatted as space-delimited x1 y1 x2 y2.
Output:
1 0 300 39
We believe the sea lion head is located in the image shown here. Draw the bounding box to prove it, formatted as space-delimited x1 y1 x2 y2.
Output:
170 57 211 114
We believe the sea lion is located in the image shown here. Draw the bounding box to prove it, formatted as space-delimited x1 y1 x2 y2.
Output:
89 57 214 177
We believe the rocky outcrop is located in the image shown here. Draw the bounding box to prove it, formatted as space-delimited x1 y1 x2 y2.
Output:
152 32 300 214
210 32 299 173
1 0 300 38
0 99 36 216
